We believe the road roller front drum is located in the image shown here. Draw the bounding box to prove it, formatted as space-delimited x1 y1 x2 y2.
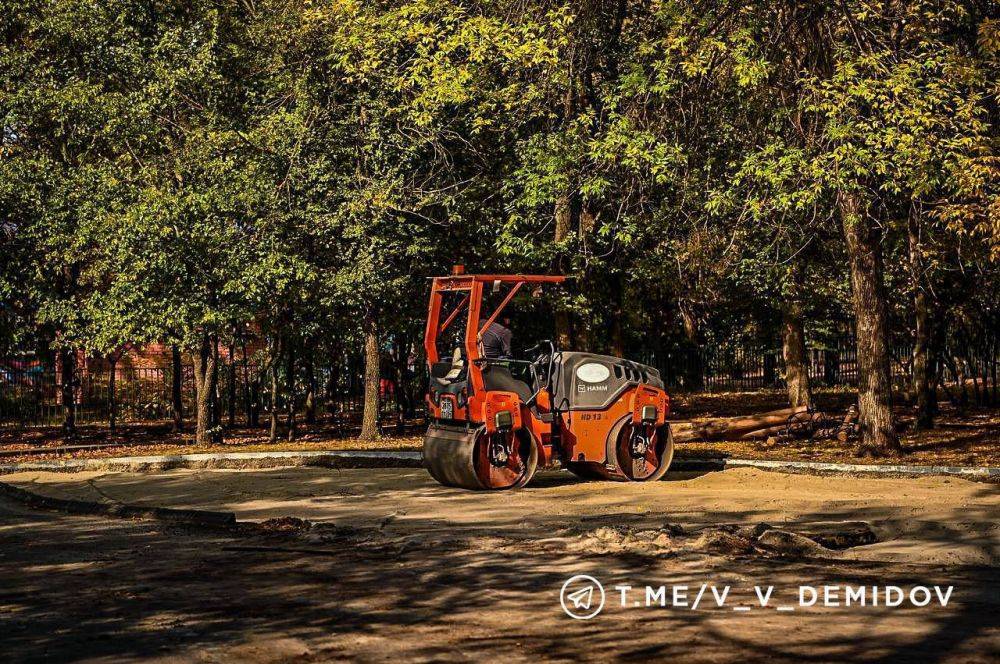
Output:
424 424 538 490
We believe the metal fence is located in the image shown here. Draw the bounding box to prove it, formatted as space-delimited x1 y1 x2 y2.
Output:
0 360 422 429
636 340 870 392
2 337 997 429
639 338 996 396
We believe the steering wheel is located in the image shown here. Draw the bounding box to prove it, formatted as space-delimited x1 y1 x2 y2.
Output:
523 340 555 406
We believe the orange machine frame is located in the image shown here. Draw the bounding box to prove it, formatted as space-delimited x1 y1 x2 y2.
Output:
424 269 669 474
424 271 564 464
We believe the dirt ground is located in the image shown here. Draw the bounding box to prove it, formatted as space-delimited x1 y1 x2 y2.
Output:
2 466 998 662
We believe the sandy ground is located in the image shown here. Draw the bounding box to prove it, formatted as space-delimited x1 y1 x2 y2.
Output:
2 467 999 662
5 466 998 566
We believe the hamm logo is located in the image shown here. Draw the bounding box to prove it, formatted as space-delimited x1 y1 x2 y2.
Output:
576 363 610 384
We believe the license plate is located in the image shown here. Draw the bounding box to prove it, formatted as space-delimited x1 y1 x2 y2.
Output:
440 397 454 419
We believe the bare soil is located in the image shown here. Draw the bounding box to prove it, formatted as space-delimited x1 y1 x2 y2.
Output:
1 466 998 662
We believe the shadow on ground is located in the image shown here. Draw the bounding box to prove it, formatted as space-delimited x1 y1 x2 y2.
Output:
1 484 997 663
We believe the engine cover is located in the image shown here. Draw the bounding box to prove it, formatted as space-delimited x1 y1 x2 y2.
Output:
549 352 664 412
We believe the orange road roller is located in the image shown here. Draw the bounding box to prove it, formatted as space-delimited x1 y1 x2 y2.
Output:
423 269 675 490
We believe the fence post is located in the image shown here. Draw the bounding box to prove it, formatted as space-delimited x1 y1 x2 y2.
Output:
824 348 840 386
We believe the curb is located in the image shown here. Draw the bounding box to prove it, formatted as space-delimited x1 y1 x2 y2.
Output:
0 449 423 475
0 449 995 482
0 480 236 527
721 457 1000 480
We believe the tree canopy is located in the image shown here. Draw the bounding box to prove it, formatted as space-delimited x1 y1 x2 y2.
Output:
2 0 998 450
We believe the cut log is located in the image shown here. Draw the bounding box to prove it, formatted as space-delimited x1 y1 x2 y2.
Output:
672 406 808 443
835 406 859 442
739 423 789 440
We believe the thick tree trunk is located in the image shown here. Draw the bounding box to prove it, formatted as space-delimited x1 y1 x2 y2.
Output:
908 206 933 429
840 193 899 456
59 347 76 437
781 300 812 409
672 406 809 442
192 333 216 446
359 317 381 441
171 345 183 432
679 300 699 344
928 324 946 417
952 353 968 410
574 318 592 353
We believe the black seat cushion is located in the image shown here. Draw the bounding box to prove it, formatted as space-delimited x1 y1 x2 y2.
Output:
482 364 533 402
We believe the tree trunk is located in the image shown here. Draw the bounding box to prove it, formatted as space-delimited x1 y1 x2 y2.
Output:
678 299 704 391
395 341 414 419
952 353 968 409
672 406 809 442
908 205 933 429
610 318 624 357
359 317 381 441
304 354 317 425
171 345 183 433
59 347 76 437
192 333 216 446
554 193 573 350
210 334 222 443
928 324 946 417
608 273 625 357
679 300 699 344
991 333 998 405
840 192 899 456
286 337 296 442
328 359 342 434
227 335 236 428
107 356 117 432
781 299 812 409
239 334 257 427
268 335 280 443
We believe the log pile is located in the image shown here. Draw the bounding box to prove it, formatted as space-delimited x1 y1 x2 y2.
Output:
672 405 858 444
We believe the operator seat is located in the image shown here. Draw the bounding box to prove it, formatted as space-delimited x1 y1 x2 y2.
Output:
434 347 465 385
481 362 533 403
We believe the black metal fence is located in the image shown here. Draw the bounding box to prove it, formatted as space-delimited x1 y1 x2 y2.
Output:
2 337 997 429
638 337 997 397
0 360 422 429
636 339 875 392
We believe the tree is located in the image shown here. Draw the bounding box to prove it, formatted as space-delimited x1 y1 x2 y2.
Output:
0 0 161 434
250 0 558 440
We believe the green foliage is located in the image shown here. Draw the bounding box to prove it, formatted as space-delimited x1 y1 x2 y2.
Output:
0 0 997 366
